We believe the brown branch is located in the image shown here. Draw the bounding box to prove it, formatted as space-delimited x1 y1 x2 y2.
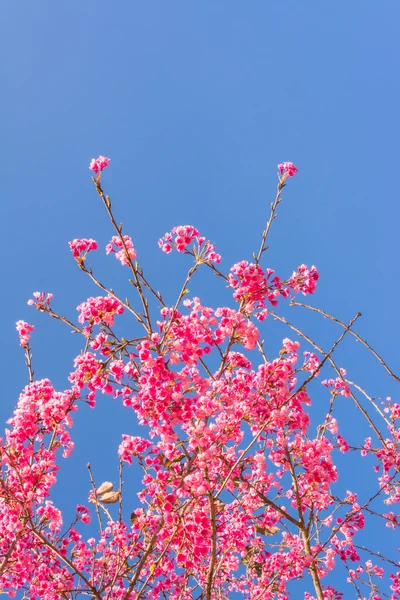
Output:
290 301 400 382
354 544 400 568
249 484 301 528
79 262 145 329
255 178 285 264
25 345 34 384
285 449 324 600
87 463 103 533
94 180 158 331
205 492 218 600
0 534 22 578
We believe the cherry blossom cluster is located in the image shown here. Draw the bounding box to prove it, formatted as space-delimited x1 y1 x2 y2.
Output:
76 295 124 329
118 435 154 463
15 319 34 347
89 155 110 174
228 261 319 314
303 350 320 374
69 351 112 404
106 234 136 265
288 264 320 295
159 225 221 263
278 161 298 178
27 291 54 310
68 238 98 259
322 369 351 397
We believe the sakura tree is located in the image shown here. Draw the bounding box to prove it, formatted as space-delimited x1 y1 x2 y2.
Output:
1 158 399 600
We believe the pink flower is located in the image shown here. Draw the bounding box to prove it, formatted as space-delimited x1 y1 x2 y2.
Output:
322 371 351 398
106 235 136 266
228 261 268 308
68 238 98 259
203 241 221 264
76 295 124 329
159 225 200 254
27 291 54 310
89 155 110 174
76 505 91 524
118 435 153 464
37 501 63 532
159 225 221 263
278 162 298 178
337 434 350 453
288 264 319 295
16 320 34 348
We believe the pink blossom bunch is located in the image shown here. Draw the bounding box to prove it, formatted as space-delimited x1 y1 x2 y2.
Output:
228 261 269 308
37 501 63 533
278 161 298 178
202 240 221 263
322 368 351 397
228 261 319 312
159 225 202 253
287 264 319 295
89 332 110 355
118 435 154 464
76 504 91 524
375 440 400 476
15 320 34 347
159 225 221 263
68 238 98 258
303 350 320 374
76 295 124 328
89 155 110 174
106 235 136 265
336 433 350 453
69 351 107 393
214 306 260 350
27 291 54 310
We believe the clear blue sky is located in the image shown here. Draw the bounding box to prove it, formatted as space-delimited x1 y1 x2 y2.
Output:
1 1 400 596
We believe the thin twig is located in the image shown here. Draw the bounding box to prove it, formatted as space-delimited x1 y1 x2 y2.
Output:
255 178 285 264
290 301 400 382
87 463 103 533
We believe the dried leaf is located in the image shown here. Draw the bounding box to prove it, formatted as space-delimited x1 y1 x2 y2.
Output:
255 525 280 536
96 481 114 496
100 491 120 504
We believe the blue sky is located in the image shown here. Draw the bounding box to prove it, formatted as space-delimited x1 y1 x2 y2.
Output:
1 1 400 596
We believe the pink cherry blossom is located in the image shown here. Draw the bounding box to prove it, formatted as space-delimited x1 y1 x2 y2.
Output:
228 261 319 313
159 225 221 263
76 295 124 328
27 291 54 309
68 238 98 258
15 320 34 347
288 264 319 295
105 235 136 265
322 368 351 397
278 161 298 177
89 155 110 174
